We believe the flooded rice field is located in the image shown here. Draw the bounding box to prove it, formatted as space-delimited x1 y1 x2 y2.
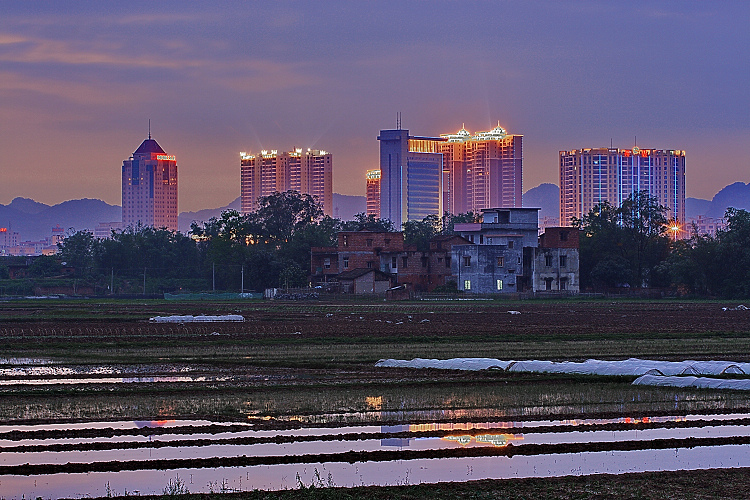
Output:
2 412 750 498
3 300 750 497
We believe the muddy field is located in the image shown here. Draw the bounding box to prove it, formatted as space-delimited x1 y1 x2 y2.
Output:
2 298 750 498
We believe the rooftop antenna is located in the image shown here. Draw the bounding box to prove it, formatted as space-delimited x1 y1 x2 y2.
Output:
396 112 401 130
634 135 637 147
610 138 613 148
148 119 151 140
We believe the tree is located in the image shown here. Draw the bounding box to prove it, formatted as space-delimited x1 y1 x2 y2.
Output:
341 213 395 232
403 215 441 251
441 212 479 234
57 230 95 277
573 192 671 289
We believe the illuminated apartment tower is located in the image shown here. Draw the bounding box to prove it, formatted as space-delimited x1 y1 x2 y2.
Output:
440 124 523 214
240 148 333 215
559 147 686 226
377 129 444 227
366 169 381 216
121 135 178 230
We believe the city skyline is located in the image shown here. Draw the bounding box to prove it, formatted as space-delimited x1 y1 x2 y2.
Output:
0 2 747 212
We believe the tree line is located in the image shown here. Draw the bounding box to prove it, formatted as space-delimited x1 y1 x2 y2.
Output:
22 189 750 298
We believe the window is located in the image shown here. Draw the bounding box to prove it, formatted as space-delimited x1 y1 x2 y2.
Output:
479 234 484 244
343 256 349 269
367 261 373 269
560 231 569 242
366 239 373 247
402 256 408 268
342 235 349 247
323 258 331 269
464 280 471 290
463 255 471 267
559 255 567 267
508 240 514 249
560 277 568 291
421 257 428 268
445 257 451 268
545 277 553 291
545 254 553 267
391 256 397 269
496 256 504 267
496 279 503 290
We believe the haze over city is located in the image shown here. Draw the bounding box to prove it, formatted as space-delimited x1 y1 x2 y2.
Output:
1 1 748 212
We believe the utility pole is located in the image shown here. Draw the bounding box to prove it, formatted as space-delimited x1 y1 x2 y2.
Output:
212 262 215 292
241 265 244 293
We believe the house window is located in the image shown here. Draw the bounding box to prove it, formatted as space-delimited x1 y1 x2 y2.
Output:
445 257 451 268
323 258 331 269
366 239 373 247
545 254 553 267
496 279 503 290
343 256 349 269
391 256 397 269
479 234 484 244
464 280 471 290
559 255 567 267
560 277 568 290
496 256 504 267
560 231 569 242
402 256 408 268
545 277 553 291
463 255 471 267
343 235 349 247
367 261 373 269
508 241 514 249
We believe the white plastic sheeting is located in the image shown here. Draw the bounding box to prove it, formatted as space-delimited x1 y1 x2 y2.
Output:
376 357 750 376
149 315 245 323
633 374 750 391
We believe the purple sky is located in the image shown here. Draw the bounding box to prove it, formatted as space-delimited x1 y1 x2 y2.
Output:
1 1 748 212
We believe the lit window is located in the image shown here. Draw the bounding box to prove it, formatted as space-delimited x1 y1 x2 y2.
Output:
496 280 503 290
464 280 471 290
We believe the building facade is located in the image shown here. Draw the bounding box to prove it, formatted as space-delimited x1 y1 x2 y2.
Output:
366 169 381 216
533 227 580 293
375 124 522 226
377 129 445 228
240 148 333 216
121 136 178 230
440 124 523 214
559 147 686 226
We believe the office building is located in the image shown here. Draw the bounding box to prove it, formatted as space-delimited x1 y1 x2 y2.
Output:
240 148 333 216
377 129 445 228
440 124 523 214
366 169 381 216
121 135 178 230
559 147 686 226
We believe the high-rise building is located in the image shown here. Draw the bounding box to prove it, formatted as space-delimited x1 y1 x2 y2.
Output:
377 129 445 227
559 147 686 226
240 148 333 216
375 124 522 226
366 169 381 216
121 135 178 230
440 124 523 214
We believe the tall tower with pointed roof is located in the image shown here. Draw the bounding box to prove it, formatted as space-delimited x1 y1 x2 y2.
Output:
121 135 178 230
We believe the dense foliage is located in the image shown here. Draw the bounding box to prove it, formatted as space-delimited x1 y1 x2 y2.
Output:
7 189 750 298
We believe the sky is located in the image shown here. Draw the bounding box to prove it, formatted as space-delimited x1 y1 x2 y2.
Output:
0 1 748 212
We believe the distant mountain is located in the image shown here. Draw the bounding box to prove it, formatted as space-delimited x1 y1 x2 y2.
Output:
686 198 711 219
705 182 750 219
178 197 241 233
0 198 121 242
523 183 559 221
333 193 366 221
